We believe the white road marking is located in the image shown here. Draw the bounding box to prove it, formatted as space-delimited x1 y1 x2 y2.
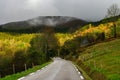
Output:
80 76 84 80
37 70 40 72
76 69 78 71
18 59 85 80
17 77 25 80
29 73 35 75
78 72 81 74
18 66 47 80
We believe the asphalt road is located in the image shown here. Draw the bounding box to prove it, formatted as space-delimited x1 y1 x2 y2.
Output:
18 58 84 80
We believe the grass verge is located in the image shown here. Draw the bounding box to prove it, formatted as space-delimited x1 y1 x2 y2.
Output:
73 62 92 80
0 62 51 80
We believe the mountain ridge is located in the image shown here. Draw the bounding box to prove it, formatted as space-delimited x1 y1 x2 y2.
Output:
0 16 87 33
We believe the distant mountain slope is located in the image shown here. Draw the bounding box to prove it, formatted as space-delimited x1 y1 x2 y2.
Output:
0 16 87 33
92 15 120 26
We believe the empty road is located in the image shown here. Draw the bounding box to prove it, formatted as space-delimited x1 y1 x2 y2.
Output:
18 58 84 80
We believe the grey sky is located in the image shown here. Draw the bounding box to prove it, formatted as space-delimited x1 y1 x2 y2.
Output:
0 0 120 24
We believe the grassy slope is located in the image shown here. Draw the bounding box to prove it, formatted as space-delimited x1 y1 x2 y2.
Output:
0 62 51 80
79 39 120 80
73 62 92 80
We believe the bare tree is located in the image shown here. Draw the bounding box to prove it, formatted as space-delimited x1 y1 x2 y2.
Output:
106 4 120 38
106 4 120 18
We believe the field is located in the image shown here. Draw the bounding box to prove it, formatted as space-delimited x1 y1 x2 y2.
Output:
78 39 120 80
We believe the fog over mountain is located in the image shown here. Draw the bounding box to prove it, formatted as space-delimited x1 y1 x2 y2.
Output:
0 0 120 25
0 16 87 33
28 16 77 26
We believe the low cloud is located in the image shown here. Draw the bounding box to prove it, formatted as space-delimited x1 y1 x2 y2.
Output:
28 16 75 26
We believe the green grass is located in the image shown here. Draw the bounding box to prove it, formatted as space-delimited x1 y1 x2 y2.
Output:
79 39 120 80
73 62 92 80
0 62 51 80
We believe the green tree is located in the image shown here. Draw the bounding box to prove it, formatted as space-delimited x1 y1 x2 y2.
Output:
41 27 60 59
61 38 80 58
28 26 59 66
28 34 46 66
12 50 26 72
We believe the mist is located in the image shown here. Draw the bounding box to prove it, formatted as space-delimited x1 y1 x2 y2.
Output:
28 16 76 26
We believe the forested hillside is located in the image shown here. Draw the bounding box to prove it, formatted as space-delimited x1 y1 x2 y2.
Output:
60 16 120 80
0 15 120 80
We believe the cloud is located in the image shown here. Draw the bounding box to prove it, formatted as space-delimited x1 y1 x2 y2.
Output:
54 0 120 21
0 0 120 24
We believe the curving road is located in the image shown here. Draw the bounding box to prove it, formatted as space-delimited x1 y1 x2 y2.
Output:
18 58 84 80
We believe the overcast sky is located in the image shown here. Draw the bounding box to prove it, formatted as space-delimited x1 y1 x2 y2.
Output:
0 0 120 24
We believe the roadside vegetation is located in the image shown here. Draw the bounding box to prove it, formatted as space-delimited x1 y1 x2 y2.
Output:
77 39 120 80
60 16 120 80
0 62 51 80
0 27 69 78
0 31 56 77
0 33 35 77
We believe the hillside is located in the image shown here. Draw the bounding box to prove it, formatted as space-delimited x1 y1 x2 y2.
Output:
78 39 120 80
0 16 87 33
91 15 120 26
60 16 120 80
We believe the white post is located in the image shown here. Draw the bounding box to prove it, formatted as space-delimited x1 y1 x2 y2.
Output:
58 49 60 57
25 64 27 71
13 64 15 74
